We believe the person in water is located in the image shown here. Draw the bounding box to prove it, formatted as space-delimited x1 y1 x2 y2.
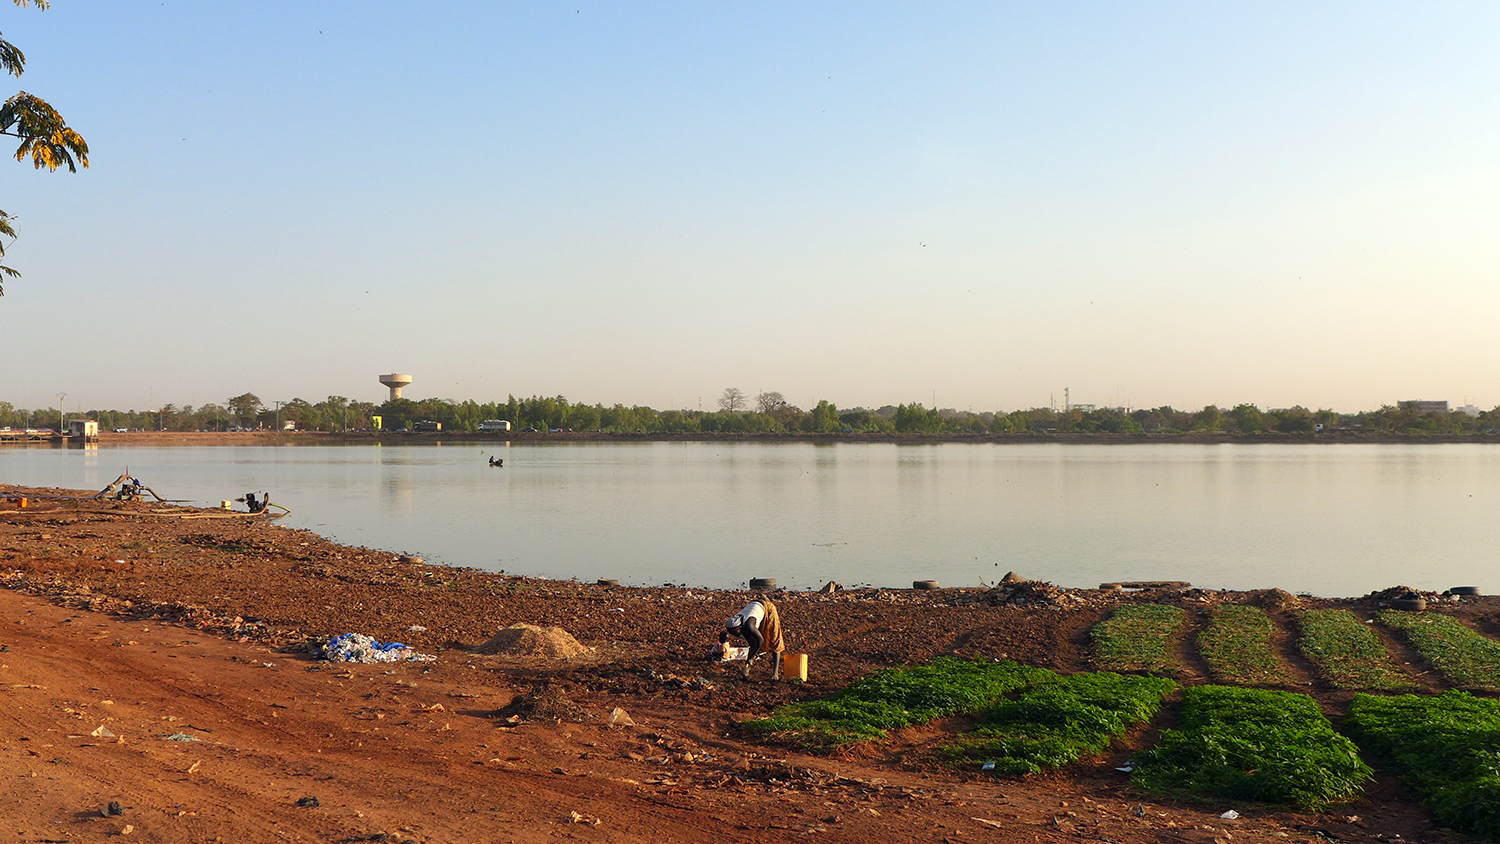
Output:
718 595 784 679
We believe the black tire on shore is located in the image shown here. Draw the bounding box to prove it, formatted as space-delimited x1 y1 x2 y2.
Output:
596 578 619 588
913 580 940 590
1449 586 1481 596
749 577 777 591
1390 597 1427 612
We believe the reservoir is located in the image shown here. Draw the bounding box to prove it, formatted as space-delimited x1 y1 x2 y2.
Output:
1 441 1495 597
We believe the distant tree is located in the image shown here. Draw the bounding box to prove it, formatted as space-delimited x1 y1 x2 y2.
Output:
806 399 840 433
756 391 787 415
1191 405 1222 432
718 387 747 413
1271 405 1315 434
227 393 262 426
1228 403 1264 434
894 402 944 433
0 1 90 294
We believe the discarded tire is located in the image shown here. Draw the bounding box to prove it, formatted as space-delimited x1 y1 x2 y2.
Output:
912 580 940 590
596 578 619 588
1389 597 1427 612
749 577 776 591
1449 586 1481 596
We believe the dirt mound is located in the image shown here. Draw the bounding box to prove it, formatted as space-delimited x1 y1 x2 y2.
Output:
1250 587 1300 612
496 682 592 722
1364 585 1436 603
959 578 1072 608
478 622 593 659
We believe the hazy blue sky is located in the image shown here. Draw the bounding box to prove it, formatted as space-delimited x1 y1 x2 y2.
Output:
2 2 1497 414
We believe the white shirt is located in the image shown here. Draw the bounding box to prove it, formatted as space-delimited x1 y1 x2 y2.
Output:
726 601 765 631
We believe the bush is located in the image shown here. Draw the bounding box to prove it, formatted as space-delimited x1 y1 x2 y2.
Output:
941 671 1176 774
1346 691 1500 837
1132 685 1371 810
743 657 1054 749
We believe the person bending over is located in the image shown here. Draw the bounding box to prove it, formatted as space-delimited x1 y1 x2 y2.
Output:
719 596 785 680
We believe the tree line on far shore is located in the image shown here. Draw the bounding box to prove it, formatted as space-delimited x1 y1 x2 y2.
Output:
3 390 1499 438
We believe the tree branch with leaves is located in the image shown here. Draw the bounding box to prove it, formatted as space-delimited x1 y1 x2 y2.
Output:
0 0 88 294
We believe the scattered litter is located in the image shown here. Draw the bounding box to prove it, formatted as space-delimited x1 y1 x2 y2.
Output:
321 633 434 664
120 824 134 835
295 796 319 808
973 818 1005 829
406 625 428 632
607 707 635 728
647 669 717 691
261 662 275 668
164 733 200 742
102 801 124 817
1115 765 1134 772
90 725 116 738
1220 809 1240 820
608 607 625 612
981 761 995 771
569 810 601 826
187 761 201 774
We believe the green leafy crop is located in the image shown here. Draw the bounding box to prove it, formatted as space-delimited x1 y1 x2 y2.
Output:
940 671 1176 774
1346 691 1500 837
1198 605 1291 685
1132 685 1371 810
1296 609 1412 691
1092 604 1186 674
743 657 1054 749
1380 610 1500 691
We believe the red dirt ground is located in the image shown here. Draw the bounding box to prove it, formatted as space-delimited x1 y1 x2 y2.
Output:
0 485 1477 843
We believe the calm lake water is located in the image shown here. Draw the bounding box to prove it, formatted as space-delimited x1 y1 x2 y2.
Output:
1 442 1496 597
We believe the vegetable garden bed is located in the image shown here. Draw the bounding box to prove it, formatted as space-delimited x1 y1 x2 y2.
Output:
1345 691 1500 837
743 657 1053 749
1379 610 1500 691
1296 608 1413 690
1092 604 1186 674
1131 685 1371 810
939 671 1176 774
1198 604 1291 685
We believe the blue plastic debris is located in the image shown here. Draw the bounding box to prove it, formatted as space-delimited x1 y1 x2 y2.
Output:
321 632 434 664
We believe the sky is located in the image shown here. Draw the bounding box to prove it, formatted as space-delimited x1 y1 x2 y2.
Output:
1 2 1497 415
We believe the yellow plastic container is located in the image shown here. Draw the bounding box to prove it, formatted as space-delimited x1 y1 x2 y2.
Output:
781 652 809 682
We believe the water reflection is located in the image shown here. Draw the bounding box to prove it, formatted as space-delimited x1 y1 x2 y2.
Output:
1 442 1496 596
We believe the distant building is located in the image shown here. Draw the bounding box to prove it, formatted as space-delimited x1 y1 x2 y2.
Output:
67 419 99 441
1458 405 1483 417
1399 400 1449 413
1071 403 1097 413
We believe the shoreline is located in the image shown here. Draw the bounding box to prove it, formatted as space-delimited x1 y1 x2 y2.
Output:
8 429 1500 447
0 483 1479 842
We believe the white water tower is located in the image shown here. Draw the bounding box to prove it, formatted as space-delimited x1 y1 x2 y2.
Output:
379 373 413 401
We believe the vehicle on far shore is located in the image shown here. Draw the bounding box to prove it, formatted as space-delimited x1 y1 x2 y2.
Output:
478 419 512 432
113 427 128 433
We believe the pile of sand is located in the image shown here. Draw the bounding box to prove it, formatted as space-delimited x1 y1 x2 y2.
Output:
477 623 593 659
